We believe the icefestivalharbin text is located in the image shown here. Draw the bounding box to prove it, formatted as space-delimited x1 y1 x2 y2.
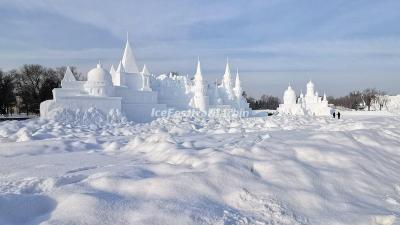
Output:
150 108 251 118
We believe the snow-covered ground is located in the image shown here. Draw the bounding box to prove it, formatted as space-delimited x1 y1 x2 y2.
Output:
0 111 400 225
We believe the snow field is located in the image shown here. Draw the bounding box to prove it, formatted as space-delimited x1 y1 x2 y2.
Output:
0 110 400 224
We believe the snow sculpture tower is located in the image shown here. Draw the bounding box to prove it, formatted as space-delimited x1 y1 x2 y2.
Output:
306 80 315 97
84 63 114 97
192 59 209 112
283 85 296 105
222 59 234 100
140 64 152 91
234 68 243 98
304 80 320 106
113 34 142 90
121 33 139 74
234 68 245 108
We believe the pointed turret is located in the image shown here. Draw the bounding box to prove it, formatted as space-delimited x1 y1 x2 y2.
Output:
62 66 76 82
234 68 242 98
116 61 125 73
121 32 139 74
110 65 116 75
192 59 208 112
306 79 315 97
222 58 232 89
194 59 203 81
323 92 327 101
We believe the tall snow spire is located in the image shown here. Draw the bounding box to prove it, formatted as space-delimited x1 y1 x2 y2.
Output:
192 58 208 112
223 57 232 89
235 68 241 87
121 32 139 74
194 58 203 81
234 68 243 98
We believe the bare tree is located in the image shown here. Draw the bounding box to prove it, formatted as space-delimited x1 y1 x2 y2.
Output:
260 95 280 110
15 64 61 114
0 70 16 115
362 88 378 111
327 91 363 110
375 91 389 111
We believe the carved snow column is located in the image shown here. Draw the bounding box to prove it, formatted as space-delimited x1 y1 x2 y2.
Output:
193 60 208 112
140 64 152 91
234 68 243 108
222 59 234 101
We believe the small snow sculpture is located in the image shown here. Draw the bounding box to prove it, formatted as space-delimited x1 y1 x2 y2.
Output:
278 81 331 116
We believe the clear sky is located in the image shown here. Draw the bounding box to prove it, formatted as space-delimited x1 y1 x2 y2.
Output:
0 0 399 97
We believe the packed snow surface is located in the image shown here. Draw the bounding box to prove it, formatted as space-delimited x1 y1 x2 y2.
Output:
0 110 400 225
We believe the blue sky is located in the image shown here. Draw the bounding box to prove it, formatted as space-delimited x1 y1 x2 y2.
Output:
0 0 399 97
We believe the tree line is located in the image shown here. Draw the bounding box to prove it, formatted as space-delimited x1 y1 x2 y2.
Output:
0 65 81 116
328 88 389 111
243 92 280 110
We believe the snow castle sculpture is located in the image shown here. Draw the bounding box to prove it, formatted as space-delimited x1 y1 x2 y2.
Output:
277 81 331 116
40 36 251 122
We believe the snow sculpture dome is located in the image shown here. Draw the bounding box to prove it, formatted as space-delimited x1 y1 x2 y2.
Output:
87 63 113 84
283 85 297 104
84 63 114 97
